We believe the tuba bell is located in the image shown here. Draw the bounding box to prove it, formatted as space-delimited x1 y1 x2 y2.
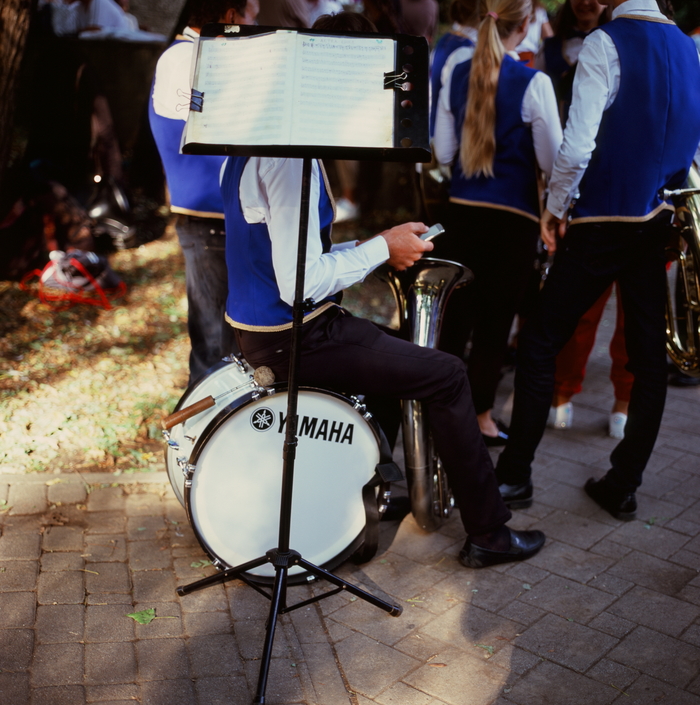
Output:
376 258 473 531
663 165 700 377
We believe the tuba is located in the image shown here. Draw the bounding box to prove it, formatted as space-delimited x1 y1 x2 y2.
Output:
663 165 700 377
376 258 473 531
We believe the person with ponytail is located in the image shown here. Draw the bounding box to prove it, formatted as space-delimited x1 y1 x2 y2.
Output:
432 0 562 446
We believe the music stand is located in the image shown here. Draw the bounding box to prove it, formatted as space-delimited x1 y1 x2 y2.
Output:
175 25 431 704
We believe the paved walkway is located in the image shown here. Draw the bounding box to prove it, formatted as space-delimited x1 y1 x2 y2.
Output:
2 300 700 705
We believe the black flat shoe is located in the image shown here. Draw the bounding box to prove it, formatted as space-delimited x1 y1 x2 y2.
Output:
498 480 533 509
459 528 545 569
584 477 636 521
482 419 509 447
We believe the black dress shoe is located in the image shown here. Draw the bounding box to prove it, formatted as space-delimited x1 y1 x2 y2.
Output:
482 419 509 447
668 368 700 387
459 528 545 568
380 495 411 522
498 480 533 509
584 477 637 521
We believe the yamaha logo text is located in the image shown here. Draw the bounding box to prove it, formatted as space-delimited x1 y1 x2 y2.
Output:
278 413 354 444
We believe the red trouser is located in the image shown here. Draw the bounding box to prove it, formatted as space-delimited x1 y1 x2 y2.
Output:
553 282 634 403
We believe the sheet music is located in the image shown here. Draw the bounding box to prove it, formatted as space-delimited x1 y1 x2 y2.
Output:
184 30 396 149
291 34 395 148
187 32 295 146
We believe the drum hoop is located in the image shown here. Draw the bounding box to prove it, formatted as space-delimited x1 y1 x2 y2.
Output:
183 385 389 585
171 358 252 415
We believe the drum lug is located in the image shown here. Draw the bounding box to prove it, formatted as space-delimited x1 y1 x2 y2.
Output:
161 430 171 442
223 354 249 376
251 390 261 401
167 440 180 451
182 463 195 480
184 434 195 443
351 397 367 415
212 558 225 571
363 411 373 421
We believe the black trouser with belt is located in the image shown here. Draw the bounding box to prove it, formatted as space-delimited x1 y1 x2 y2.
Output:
495 215 671 495
234 307 512 537
175 214 238 385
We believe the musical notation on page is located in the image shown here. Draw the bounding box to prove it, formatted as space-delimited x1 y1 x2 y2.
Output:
184 30 396 150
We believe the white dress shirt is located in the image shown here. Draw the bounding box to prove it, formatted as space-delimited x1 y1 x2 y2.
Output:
234 158 390 307
546 0 700 219
434 53 562 179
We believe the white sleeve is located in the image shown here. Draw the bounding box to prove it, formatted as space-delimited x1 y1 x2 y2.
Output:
546 31 618 218
521 71 563 179
244 159 389 307
51 2 79 35
152 41 194 121
434 58 461 164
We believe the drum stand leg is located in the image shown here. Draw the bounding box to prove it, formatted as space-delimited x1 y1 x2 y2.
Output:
176 158 403 705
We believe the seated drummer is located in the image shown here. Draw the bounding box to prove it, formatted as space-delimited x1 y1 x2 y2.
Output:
221 11 545 569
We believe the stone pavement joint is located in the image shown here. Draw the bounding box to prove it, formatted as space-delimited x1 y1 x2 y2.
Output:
2 301 700 703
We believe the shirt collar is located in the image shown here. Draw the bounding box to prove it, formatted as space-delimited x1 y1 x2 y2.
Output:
183 26 199 40
612 0 667 20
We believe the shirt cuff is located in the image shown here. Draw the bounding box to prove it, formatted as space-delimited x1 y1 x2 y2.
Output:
546 192 569 221
362 234 391 266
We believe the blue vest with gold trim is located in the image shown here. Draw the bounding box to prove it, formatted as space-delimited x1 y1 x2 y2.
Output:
148 38 226 218
448 55 540 220
572 18 700 221
222 157 339 330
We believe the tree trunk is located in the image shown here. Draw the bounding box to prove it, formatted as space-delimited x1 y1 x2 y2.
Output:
0 0 33 196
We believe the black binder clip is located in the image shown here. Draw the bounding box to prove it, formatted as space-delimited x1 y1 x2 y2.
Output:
190 89 205 113
383 71 409 90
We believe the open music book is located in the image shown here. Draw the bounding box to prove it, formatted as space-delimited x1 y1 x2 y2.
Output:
183 30 397 151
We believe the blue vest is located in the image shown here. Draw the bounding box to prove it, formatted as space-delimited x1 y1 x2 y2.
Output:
430 32 474 139
572 17 700 223
222 157 340 331
148 38 226 218
449 55 540 221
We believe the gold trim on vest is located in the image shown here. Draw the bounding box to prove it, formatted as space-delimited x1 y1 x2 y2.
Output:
171 206 225 219
569 202 673 226
449 197 540 223
225 302 339 332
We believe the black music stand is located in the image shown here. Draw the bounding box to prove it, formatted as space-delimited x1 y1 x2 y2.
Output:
175 25 431 704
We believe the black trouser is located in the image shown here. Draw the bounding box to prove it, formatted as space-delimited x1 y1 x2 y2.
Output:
175 215 239 385
433 204 540 415
495 215 671 495
234 307 512 537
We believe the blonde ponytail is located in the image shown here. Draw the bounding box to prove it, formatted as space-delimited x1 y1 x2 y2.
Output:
460 0 532 178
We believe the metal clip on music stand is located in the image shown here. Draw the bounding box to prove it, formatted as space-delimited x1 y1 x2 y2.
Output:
176 25 431 704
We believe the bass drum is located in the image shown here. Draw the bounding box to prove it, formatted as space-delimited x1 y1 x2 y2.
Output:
185 388 386 582
163 357 256 506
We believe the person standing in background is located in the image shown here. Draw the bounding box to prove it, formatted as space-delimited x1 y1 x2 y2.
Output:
258 0 310 27
429 0 479 141
400 0 439 43
495 0 700 519
149 0 259 384
433 0 562 447
534 0 631 439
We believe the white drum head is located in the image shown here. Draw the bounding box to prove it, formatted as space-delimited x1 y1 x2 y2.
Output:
188 389 380 578
166 359 254 505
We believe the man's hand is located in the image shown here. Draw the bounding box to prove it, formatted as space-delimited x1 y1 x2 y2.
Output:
379 222 432 271
540 209 567 254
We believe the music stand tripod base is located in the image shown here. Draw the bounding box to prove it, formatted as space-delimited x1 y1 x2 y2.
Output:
176 157 403 705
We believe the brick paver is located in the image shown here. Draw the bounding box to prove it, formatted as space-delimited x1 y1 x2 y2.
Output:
2 298 700 704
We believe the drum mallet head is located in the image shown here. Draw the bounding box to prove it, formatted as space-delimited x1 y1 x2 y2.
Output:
253 366 275 387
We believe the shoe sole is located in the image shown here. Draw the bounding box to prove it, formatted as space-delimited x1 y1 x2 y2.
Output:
612 510 636 521
503 497 533 510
